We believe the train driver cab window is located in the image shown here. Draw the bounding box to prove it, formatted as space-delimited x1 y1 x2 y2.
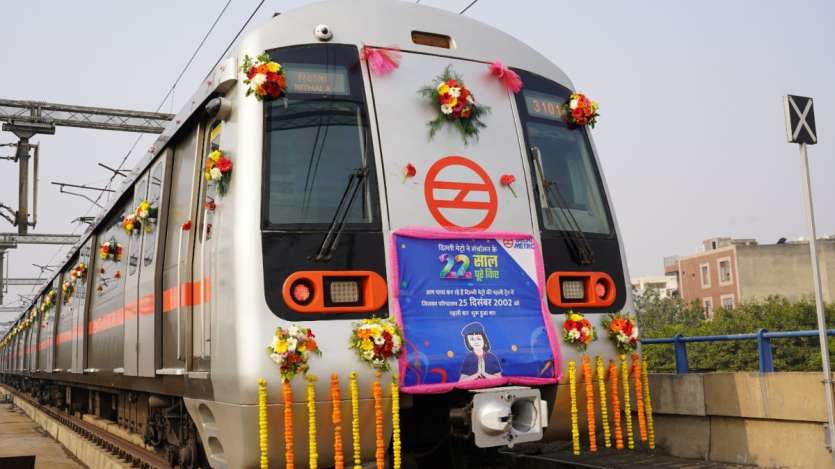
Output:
263 44 378 229
513 71 612 237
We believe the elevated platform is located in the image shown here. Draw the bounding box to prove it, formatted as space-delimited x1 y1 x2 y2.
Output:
0 395 83 468
502 442 752 468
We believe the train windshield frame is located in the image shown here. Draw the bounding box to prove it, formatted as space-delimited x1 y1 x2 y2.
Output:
512 69 614 239
261 44 380 231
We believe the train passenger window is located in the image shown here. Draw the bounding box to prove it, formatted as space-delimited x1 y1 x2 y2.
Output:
263 44 378 228
95 207 128 296
128 176 149 276
513 71 613 237
143 162 163 267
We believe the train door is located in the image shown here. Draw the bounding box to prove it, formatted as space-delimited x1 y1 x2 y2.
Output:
30 309 39 372
124 176 149 377
70 240 93 373
368 52 534 233
45 294 55 372
190 121 221 372
138 155 171 377
161 124 203 374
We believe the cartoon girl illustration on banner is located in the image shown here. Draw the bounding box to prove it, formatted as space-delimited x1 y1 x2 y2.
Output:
458 322 503 381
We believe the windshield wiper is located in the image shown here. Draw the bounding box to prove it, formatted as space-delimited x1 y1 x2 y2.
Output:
311 167 368 262
530 146 595 265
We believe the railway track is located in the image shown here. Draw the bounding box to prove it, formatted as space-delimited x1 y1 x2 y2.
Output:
7 386 173 469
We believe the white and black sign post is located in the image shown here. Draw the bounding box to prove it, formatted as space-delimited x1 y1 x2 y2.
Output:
784 94 835 453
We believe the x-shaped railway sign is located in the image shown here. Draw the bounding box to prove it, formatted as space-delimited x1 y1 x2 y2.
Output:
784 95 818 145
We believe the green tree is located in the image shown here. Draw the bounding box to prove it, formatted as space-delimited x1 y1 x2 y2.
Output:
633 291 835 373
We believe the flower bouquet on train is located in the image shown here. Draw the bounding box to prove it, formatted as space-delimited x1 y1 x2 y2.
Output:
602 311 639 354
70 262 87 281
349 317 404 372
123 200 158 236
99 238 123 262
241 53 287 101
61 280 75 304
204 150 233 196
419 65 489 144
267 325 322 382
562 310 597 352
562 92 599 128
40 289 57 314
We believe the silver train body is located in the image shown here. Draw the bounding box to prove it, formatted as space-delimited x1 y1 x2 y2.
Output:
0 1 633 467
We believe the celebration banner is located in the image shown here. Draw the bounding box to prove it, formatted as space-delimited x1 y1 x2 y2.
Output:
391 229 560 393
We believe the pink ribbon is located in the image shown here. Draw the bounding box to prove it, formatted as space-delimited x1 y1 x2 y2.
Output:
488 60 523 93
361 46 401 76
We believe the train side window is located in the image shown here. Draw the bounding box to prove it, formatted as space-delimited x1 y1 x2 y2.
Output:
262 44 380 230
143 162 164 267
128 176 149 276
94 204 129 297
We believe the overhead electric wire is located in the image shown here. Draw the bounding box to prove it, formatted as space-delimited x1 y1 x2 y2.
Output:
459 0 479 14
18 0 239 301
205 0 268 79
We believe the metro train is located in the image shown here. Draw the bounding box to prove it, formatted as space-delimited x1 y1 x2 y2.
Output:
0 1 633 467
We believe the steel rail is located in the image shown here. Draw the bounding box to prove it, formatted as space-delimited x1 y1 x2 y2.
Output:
8 386 172 469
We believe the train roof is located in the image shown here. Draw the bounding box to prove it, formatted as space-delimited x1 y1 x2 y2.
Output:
4 0 576 332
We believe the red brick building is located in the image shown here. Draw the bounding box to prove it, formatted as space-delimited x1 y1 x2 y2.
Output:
665 237 835 318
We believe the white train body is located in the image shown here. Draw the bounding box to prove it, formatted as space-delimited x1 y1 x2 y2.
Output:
1 1 633 467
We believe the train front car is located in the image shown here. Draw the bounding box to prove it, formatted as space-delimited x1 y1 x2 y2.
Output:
195 0 631 467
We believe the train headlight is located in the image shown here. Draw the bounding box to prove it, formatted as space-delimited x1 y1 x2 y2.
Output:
560 278 586 301
325 278 362 306
470 387 547 448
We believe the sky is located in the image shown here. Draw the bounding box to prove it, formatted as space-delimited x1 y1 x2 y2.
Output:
1 0 834 324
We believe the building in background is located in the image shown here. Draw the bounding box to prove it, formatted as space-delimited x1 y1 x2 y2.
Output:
630 275 678 299
665 236 835 318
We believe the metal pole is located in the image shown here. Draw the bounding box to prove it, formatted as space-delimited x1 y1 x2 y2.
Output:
15 136 30 235
799 142 835 453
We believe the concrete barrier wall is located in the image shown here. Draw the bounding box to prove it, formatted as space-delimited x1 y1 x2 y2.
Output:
649 372 834 468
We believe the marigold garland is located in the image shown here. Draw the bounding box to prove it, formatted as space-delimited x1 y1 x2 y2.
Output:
283 381 295 469
349 372 362 469
568 360 580 456
609 360 623 450
596 356 611 448
391 375 401 469
642 363 656 450
582 355 597 452
373 373 384 469
418 65 489 144
257 378 269 469
307 375 319 469
620 355 634 450
331 374 344 469
632 353 647 442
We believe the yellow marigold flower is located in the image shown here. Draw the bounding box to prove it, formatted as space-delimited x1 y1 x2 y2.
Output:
266 62 280 73
276 340 288 353
570 314 583 322
361 339 374 351
437 83 449 95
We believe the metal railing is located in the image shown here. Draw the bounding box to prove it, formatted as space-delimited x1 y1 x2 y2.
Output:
641 329 835 374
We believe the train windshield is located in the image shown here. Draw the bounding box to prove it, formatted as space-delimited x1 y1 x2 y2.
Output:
263 44 377 228
514 73 613 237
